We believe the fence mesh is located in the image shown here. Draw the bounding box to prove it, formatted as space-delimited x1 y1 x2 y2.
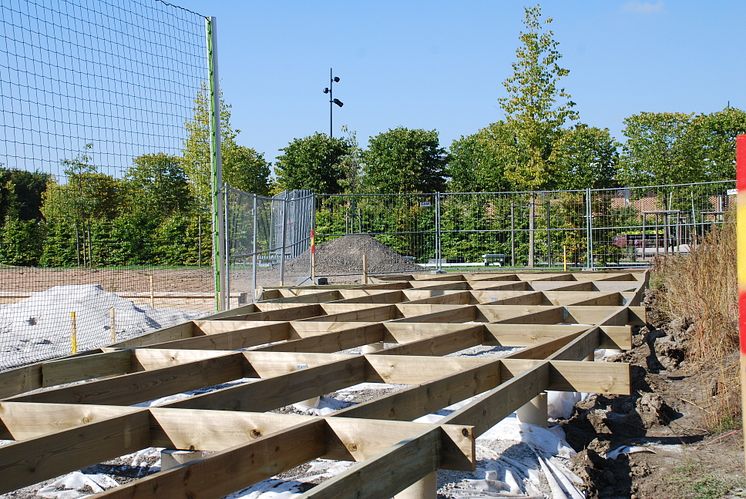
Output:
310 181 735 276
0 0 212 369
226 188 314 304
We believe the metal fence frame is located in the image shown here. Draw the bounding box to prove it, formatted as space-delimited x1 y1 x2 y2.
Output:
225 188 315 306
223 180 734 305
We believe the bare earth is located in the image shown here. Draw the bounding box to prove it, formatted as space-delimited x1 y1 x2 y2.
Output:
0 267 214 294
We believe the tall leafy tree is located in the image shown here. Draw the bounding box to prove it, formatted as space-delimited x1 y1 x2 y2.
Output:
683 107 746 181
337 126 364 194
40 146 124 266
618 112 694 186
125 153 192 216
550 125 619 189
223 144 271 195
447 122 513 192
0 167 50 222
498 4 578 190
362 127 446 193
183 83 271 205
274 132 351 194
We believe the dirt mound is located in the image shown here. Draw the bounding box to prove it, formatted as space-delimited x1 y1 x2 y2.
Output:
285 234 422 276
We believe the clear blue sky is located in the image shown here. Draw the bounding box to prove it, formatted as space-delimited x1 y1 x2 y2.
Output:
176 0 744 165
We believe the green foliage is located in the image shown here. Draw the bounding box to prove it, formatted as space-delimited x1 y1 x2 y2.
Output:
125 153 191 216
223 144 271 195
32 147 206 268
338 126 364 194
362 127 446 193
152 213 209 266
618 112 695 186
550 125 619 189
499 4 578 190
447 123 512 192
0 167 50 221
39 219 78 267
0 217 43 265
683 107 746 181
183 83 271 207
275 132 351 193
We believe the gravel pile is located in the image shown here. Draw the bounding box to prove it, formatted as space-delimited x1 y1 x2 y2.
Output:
285 234 422 276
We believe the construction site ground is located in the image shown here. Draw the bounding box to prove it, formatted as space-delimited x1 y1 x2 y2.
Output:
562 288 746 498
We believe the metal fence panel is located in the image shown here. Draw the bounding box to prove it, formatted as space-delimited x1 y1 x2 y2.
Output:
589 180 734 267
226 188 314 305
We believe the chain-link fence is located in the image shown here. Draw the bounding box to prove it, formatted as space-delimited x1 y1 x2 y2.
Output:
0 0 216 369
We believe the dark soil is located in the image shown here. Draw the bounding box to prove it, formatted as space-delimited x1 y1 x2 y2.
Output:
284 234 423 277
561 289 746 498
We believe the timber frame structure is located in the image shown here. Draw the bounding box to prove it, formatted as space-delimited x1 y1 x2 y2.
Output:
0 271 647 498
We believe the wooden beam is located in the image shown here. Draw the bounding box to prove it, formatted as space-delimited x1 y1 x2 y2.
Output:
381 324 484 356
501 359 630 394
336 361 501 421
0 409 151 494
9 353 248 406
442 362 550 436
259 323 385 354
0 402 139 440
548 328 600 361
100 419 328 499
323 418 474 470
0 350 132 400
301 427 441 499
166 356 368 412
133 321 290 351
505 332 584 360
364 354 491 384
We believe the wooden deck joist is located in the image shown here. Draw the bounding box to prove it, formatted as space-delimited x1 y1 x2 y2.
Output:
0 271 647 497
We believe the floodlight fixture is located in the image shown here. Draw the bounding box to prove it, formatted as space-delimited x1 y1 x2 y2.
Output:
322 67 344 137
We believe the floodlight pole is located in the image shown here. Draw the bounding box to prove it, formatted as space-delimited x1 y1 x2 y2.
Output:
329 68 334 137
324 68 342 138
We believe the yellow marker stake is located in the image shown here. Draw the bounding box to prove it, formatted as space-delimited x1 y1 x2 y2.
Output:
70 311 77 354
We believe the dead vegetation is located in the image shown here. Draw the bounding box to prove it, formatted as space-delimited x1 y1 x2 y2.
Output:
652 217 739 431
561 218 744 498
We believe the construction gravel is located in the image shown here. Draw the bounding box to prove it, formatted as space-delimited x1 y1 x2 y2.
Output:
284 234 422 276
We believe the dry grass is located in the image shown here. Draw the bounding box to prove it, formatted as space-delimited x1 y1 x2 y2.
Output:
653 220 737 362
652 217 739 431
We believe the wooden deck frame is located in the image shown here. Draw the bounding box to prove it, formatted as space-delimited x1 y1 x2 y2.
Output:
0 271 647 497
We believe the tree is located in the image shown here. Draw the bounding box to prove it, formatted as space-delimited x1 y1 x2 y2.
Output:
274 133 351 193
618 112 694 186
447 122 513 192
183 83 271 206
362 127 446 193
0 167 50 222
223 144 271 195
550 125 619 189
337 126 364 194
40 146 124 266
683 107 746 181
498 4 578 190
125 153 192 216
